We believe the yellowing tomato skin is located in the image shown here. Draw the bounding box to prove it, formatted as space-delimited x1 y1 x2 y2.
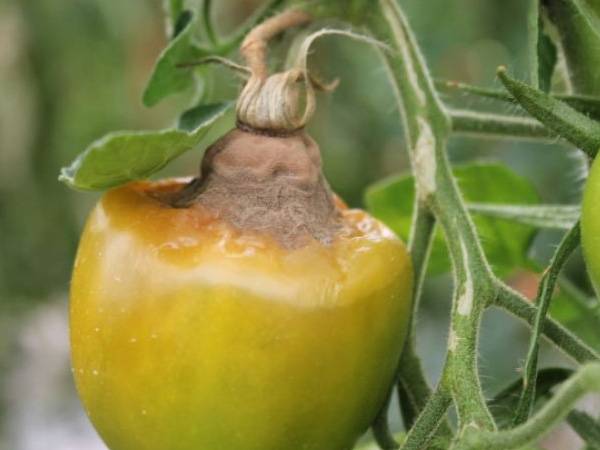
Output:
70 180 413 450
583 157 600 294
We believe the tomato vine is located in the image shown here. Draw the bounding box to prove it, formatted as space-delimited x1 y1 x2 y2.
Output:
60 0 600 449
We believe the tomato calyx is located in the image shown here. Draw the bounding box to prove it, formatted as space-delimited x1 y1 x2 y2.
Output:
158 10 344 248
235 120 305 139
162 126 341 248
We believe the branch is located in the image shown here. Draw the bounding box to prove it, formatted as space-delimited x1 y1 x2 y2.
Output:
373 0 497 431
567 410 600 447
398 203 437 425
241 9 311 78
216 0 288 55
455 363 600 450
401 386 453 450
498 67 600 158
449 109 555 142
495 284 600 363
438 79 600 121
466 203 579 230
397 203 454 438
513 222 581 424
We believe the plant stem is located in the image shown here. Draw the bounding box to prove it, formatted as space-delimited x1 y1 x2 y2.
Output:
438 80 600 120
498 67 600 158
494 284 600 363
397 203 454 439
203 0 219 46
401 386 453 450
466 203 579 230
398 203 436 428
435 80 513 102
566 409 600 447
373 0 496 432
449 109 555 141
527 0 540 89
512 222 581 425
216 0 288 55
454 363 600 450
372 402 400 450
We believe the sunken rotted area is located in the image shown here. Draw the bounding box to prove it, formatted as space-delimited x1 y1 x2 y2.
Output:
177 127 342 248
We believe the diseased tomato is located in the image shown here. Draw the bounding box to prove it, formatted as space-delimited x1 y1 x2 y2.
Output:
70 129 413 450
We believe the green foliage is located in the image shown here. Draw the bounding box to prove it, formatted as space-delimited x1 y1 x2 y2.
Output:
513 223 581 424
567 410 600 449
164 0 185 32
59 103 231 190
527 0 557 91
143 10 207 107
498 67 600 157
15 0 600 448
543 0 600 95
536 31 557 93
549 283 600 351
365 163 539 276
490 367 573 429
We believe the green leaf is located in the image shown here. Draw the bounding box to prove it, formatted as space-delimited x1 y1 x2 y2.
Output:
528 0 558 91
467 204 580 230
537 23 558 92
438 80 600 122
544 0 600 95
173 9 194 39
59 102 231 190
164 0 185 32
143 11 207 107
178 101 234 132
365 163 539 276
549 278 600 351
567 410 600 449
498 67 600 157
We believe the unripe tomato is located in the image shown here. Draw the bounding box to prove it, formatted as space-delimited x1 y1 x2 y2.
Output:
582 156 600 292
70 132 413 450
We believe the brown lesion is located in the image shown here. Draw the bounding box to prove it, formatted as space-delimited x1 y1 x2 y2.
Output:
163 128 342 248
157 9 343 248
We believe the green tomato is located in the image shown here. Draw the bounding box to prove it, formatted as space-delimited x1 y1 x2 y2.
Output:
70 179 414 450
582 156 600 292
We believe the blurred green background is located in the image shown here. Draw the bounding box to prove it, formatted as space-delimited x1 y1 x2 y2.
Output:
0 0 597 449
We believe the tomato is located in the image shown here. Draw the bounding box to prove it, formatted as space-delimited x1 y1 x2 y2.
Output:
70 178 413 450
582 156 600 293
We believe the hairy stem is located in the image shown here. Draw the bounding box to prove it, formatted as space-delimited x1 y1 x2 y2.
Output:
241 9 311 78
513 222 581 424
455 363 600 450
401 386 453 450
217 0 288 55
373 0 496 431
494 284 599 363
398 203 454 439
449 109 555 141
438 79 600 121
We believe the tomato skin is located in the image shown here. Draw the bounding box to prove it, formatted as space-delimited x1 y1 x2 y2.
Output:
70 180 413 450
583 157 600 293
